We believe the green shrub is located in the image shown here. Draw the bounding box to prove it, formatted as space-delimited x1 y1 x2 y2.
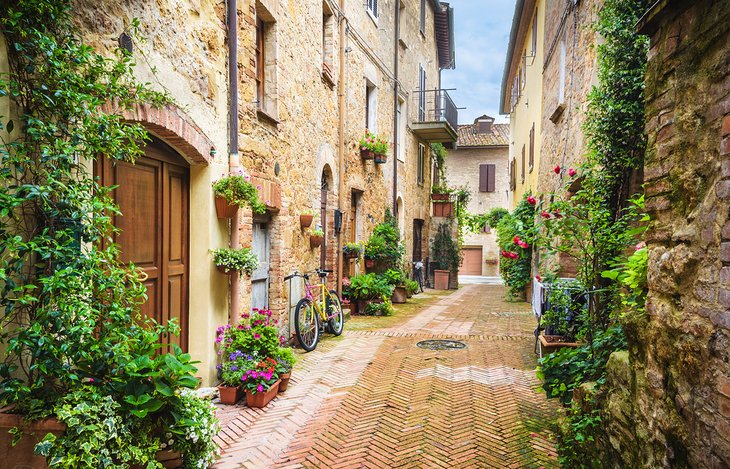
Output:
495 193 536 297
365 301 394 316
212 247 259 274
347 273 394 301
212 173 266 214
430 221 460 271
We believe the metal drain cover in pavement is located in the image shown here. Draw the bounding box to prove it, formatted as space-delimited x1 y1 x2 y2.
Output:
416 339 467 350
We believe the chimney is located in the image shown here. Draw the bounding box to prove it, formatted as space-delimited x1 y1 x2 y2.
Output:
475 115 495 134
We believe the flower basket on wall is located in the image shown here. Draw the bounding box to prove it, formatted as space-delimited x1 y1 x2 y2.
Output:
431 193 449 201
360 148 375 160
215 195 239 219
359 130 388 162
374 153 388 164
310 234 324 249
300 214 314 229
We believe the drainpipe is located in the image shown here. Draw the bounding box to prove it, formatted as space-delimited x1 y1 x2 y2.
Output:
392 0 400 215
336 0 346 296
228 0 241 324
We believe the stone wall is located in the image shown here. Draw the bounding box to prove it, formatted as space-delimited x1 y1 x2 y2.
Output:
596 2 730 467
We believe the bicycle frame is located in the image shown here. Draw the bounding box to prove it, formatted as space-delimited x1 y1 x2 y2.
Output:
303 276 336 321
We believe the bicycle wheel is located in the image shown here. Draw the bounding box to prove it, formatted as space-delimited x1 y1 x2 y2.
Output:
326 289 344 336
417 270 424 292
294 298 319 352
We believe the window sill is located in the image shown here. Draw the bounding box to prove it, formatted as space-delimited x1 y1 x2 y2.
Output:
321 63 336 88
549 103 565 123
257 108 280 127
399 38 408 50
367 9 378 26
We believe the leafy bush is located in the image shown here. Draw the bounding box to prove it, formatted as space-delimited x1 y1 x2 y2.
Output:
212 247 259 274
495 193 536 297
347 273 394 301
365 301 394 316
382 269 406 286
486 207 509 228
405 279 420 296
364 212 404 267
430 221 460 271
212 173 266 214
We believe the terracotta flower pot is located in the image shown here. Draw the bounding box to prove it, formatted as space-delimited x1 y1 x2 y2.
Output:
433 201 454 218
374 153 388 164
391 286 407 304
215 195 239 219
278 373 291 392
0 412 66 469
365 259 375 268
245 379 280 408
218 385 243 405
434 269 450 290
343 251 358 260
431 193 449 201
310 234 323 248
360 148 375 160
216 264 235 275
300 214 314 229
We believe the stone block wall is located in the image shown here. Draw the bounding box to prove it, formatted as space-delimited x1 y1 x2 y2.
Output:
597 2 730 467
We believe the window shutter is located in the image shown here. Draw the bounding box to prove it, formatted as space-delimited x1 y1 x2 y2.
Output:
486 164 496 192
521 145 526 183
479 164 488 192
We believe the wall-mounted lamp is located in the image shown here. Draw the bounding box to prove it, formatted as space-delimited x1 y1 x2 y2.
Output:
334 209 343 233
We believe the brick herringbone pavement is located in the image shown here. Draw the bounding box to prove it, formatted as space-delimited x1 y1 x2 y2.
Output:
215 284 559 468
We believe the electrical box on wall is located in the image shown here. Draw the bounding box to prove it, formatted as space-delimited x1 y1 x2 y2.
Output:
334 209 342 233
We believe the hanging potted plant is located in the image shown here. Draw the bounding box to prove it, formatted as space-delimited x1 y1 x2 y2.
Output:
211 247 259 275
213 172 267 219
241 357 281 408
310 228 324 248
359 130 389 162
300 210 316 229
343 241 364 260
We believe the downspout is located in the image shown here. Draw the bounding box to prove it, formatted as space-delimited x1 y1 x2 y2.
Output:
392 0 400 215
336 0 346 296
228 0 241 324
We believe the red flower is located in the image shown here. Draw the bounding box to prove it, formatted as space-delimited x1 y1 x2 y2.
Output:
526 195 537 206
553 165 561 175
540 211 551 219
568 168 577 177
517 240 530 249
513 235 521 244
535 275 542 282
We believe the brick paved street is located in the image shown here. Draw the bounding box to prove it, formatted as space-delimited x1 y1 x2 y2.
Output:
214 284 559 468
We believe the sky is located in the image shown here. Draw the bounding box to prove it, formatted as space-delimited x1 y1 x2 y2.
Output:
441 0 517 125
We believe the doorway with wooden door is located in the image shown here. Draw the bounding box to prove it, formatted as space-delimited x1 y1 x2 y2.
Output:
96 138 190 351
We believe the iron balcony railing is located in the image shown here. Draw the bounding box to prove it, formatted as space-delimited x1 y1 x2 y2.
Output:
412 88 458 131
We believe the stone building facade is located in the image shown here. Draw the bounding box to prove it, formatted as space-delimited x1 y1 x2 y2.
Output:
445 116 509 276
0 0 457 384
592 1 730 466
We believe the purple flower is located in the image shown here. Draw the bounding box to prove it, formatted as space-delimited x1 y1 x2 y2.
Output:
231 366 238 371
216 364 222 370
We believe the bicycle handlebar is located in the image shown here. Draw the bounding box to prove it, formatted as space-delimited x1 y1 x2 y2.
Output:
284 269 332 281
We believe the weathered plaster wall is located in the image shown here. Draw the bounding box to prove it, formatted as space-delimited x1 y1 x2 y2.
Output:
594 2 730 467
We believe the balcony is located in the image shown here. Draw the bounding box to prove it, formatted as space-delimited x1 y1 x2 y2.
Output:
411 89 458 144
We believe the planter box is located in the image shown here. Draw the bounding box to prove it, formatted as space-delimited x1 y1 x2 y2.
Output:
278 373 291 393
300 214 314 229
374 153 388 164
310 235 323 248
434 269 450 290
431 193 450 201
343 251 359 260
538 335 580 358
360 149 375 160
215 195 239 219
245 379 280 408
391 286 407 304
433 201 454 218
218 385 243 405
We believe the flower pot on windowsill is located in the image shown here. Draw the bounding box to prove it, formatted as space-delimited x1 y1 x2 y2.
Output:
310 234 323 248
215 195 239 219
434 269 450 290
391 286 407 304
300 214 314 229
218 385 243 405
360 148 375 160
245 379 280 408
374 153 388 164
278 373 291 392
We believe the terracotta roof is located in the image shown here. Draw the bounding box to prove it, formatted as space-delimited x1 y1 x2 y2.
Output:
456 122 509 147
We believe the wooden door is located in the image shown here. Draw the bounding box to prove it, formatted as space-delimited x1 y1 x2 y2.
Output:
97 139 190 351
251 221 270 309
412 219 424 261
459 247 483 276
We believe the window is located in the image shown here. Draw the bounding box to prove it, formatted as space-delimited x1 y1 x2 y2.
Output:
365 81 377 132
418 65 426 121
255 3 277 119
510 158 516 191
420 0 426 34
397 98 406 162
367 0 378 18
521 145 526 183
322 3 334 73
529 124 535 172
558 41 566 104
531 8 538 57
417 144 425 184
255 18 265 108
520 55 527 91
479 164 496 193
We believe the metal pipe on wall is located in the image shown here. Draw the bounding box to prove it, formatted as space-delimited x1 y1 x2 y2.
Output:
336 0 346 296
227 0 241 324
392 0 400 216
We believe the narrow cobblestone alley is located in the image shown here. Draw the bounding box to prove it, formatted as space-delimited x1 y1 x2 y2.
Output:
214 284 559 468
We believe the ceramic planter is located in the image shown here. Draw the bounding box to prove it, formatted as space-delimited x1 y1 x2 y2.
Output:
300 214 314 229
310 234 323 248
391 286 407 304
360 148 375 160
434 269 450 290
218 385 243 405
245 379 281 408
215 195 239 219
374 153 388 164
278 373 291 392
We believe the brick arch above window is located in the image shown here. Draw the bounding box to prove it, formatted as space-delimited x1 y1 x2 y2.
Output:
102 102 215 165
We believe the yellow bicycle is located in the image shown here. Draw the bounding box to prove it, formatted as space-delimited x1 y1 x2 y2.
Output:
285 269 344 352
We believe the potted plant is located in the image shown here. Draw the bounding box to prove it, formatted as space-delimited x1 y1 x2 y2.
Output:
217 350 253 405
359 130 389 161
241 357 280 408
300 210 316 229
274 346 297 393
431 183 453 201
383 268 408 304
537 281 584 357
310 227 324 248
431 221 460 290
213 172 267 219
343 241 364 259
405 279 420 298
363 211 405 272
348 273 394 313
212 247 259 275
365 301 395 316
